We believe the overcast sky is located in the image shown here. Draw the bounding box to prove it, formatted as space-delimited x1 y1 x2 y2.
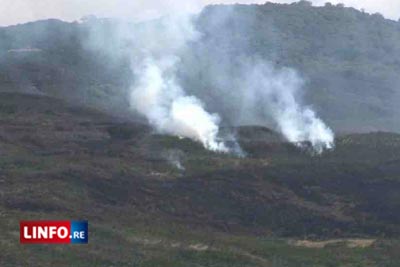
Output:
0 0 399 26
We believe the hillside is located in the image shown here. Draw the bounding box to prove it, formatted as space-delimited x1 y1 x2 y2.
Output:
1 2 400 266
0 19 131 114
0 2 399 132
1 93 400 266
185 2 400 133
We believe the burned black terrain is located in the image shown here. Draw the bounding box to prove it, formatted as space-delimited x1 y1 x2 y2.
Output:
1 93 400 266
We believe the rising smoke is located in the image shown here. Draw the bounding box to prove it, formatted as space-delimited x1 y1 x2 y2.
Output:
180 55 335 153
85 3 335 153
176 7 335 153
163 149 186 171
129 15 228 152
241 61 335 152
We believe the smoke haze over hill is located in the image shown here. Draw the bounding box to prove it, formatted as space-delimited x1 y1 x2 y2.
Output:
1 2 400 266
120 4 335 152
0 2 399 146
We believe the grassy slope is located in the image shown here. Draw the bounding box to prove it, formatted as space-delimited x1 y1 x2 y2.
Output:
0 93 400 266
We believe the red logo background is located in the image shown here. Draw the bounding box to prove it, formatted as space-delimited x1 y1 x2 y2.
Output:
20 221 71 244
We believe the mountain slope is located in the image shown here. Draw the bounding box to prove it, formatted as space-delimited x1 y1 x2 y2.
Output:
185 2 400 133
1 3 400 266
0 2 399 132
0 93 400 266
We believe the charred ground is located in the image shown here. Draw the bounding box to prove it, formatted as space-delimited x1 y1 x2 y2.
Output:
0 93 399 266
1 3 400 266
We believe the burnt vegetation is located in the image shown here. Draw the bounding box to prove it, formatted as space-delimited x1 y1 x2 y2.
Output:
0 92 399 266
0 2 400 267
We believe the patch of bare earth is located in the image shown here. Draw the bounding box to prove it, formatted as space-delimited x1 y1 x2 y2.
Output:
289 239 376 248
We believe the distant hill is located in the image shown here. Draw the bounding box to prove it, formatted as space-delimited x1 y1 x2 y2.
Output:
0 2 399 133
0 19 131 114
188 2 400 133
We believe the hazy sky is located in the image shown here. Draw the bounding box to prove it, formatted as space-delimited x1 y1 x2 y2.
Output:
0 0 399 26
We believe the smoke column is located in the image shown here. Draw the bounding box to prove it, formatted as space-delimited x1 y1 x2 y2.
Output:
84 3 334 153
178 7 335 153
129 15 228 152
243 62 335 153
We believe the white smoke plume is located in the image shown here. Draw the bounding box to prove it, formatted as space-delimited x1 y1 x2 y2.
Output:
129 15 228 152
178 7 335 153
81 3 334 153
163 149 186 171
242 62 335 152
